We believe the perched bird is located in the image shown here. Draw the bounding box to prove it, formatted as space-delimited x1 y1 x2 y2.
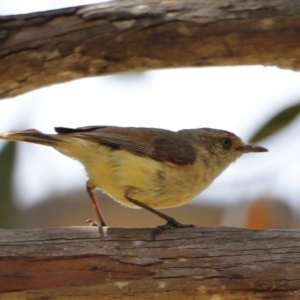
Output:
0 126 267 233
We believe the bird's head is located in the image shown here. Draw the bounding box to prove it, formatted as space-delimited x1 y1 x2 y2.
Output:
189 128 268 167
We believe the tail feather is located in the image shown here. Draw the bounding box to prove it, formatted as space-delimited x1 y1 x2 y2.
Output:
0 129 63 147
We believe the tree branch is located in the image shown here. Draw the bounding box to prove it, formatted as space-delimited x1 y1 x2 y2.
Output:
1 226 300 299
1 0 300 98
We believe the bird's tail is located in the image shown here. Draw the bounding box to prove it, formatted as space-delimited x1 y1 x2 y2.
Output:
0 129 64 147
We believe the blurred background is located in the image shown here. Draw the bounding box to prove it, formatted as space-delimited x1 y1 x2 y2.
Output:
0 1 299 230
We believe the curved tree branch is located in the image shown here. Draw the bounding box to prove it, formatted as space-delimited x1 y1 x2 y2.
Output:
1 0 300 98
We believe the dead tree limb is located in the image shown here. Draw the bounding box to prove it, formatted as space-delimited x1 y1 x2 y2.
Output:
1 0 300 98
0 226 300 299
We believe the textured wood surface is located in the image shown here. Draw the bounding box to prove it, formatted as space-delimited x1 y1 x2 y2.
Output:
1 0 300 98
1 226 300 299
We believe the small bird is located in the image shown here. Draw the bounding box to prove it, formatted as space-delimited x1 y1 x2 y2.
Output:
0 126 267 233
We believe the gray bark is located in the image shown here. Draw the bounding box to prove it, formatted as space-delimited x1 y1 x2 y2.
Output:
1 0 300 98
0 226 300 299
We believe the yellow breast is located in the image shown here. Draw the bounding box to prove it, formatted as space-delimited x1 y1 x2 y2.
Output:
57 139 214 209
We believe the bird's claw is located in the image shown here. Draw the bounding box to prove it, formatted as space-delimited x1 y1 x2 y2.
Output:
152 218 195 239
86 219 99 226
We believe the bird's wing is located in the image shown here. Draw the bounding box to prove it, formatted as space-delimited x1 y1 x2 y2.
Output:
55 126 196 165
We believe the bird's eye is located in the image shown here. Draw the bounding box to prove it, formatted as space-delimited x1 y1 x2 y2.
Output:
222 138 231 148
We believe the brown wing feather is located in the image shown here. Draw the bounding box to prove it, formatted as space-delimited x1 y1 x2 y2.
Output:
55 126 196 165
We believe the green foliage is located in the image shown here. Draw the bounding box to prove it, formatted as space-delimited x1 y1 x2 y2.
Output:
0 141 17 228
250 103 300 143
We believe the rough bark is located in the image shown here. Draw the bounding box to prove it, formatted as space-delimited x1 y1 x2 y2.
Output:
0 226 300 299
1 0 300 99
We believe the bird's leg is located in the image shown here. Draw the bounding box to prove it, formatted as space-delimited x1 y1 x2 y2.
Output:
124 193 195 237
86 181 107 227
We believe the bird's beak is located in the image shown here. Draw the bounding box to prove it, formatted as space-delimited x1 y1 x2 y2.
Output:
237 144 268 153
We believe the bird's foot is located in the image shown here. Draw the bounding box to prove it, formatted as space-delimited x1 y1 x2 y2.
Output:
86 219 100 226
152 218 195 239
